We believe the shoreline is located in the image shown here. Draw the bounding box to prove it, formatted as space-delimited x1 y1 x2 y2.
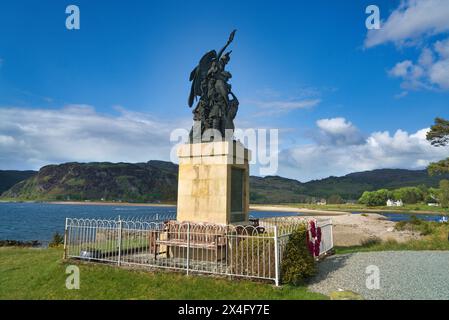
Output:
0 200 176 207
249 204 347 216
1 200 447 215
250 204 447 216
343 207 447 215
50 201 176 207
0 201 350 215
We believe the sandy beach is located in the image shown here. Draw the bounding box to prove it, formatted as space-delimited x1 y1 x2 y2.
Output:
250 204 419 246
249 204 347 216
315 213 420 246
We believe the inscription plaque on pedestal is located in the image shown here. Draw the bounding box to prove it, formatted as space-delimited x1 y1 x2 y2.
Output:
230 167 245 223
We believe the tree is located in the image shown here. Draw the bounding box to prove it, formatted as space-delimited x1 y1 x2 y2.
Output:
428 158 449 176
439 180 449 208
392 187 424 204
327 194 344 204
427 117 449 146
426 187 440 203
358 191 371 205
417 184 428 196
358 189 391 206
427 118 449 176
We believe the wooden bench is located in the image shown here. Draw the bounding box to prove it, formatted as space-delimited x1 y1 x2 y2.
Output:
155 221 227 262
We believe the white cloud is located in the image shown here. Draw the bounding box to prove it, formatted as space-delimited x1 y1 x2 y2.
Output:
389 60 414 77
0 105 190 170
365 0 449 92
278 118 449 181
0 135 15 145
429 60 449 89
388 38 449 90
314 117 364 146
418 47 434 66
365 0 449 48
435 38 449 57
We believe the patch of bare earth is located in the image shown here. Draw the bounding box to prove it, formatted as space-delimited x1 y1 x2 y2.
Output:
315 213 421 246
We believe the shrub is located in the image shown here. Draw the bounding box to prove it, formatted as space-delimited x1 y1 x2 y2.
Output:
49 232 64 247
439 180 449 208
360 236 382 247
420 223 434 236
383 238 398 246
230 233 276 279
395 220 408 231
281 225 316 285
395 217 438 236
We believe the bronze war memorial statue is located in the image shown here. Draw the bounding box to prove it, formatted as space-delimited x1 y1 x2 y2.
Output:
177 30 250 225
188 30 239 142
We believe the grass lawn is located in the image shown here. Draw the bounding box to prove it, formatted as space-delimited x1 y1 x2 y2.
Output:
0 247 326 300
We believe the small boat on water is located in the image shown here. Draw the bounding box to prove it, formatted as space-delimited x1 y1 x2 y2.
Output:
439 216 448 223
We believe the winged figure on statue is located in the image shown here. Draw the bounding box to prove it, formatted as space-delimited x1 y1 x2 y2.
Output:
188 30 239 142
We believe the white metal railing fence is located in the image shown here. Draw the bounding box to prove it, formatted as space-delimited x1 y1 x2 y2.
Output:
64 216 333 285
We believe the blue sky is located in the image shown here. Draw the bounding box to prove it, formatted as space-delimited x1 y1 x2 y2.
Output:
1 0 449 181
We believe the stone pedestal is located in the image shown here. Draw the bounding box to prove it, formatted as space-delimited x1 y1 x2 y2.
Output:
176 140 251 225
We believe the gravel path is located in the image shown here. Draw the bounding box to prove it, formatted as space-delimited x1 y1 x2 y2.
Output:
308 251 449 300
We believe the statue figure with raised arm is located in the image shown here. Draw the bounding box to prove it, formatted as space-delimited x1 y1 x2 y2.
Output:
188 30 239 142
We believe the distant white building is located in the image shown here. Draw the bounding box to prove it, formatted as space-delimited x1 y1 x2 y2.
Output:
428 195 439 206
317 199 327 205
386 199 403 207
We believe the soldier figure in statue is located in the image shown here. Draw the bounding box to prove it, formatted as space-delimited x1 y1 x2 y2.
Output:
188 30 239 142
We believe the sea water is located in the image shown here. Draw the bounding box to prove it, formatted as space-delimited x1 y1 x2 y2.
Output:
0 202 444 242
